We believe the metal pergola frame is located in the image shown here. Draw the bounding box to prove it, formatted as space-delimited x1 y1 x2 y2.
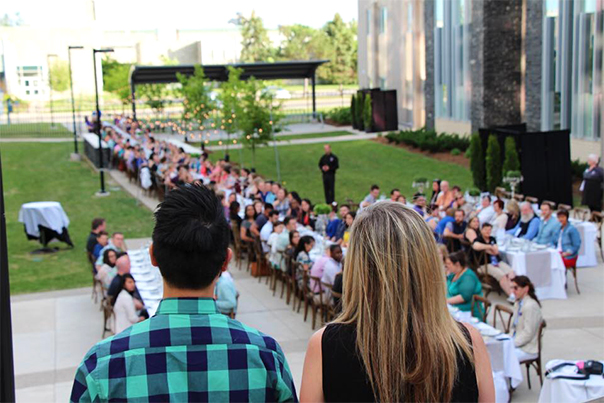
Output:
128 60 329 120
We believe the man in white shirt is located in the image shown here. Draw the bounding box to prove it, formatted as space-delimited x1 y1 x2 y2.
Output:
260 211 279 252
477 195 495 225
320 245 343 303
361 185 380 208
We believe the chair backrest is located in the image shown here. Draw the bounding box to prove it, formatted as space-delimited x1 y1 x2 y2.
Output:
494 187 506 199
493 303 514 333
231 221 242 249
513 194 525 202
542 200 556 209
537 320 547 359
557 203 572 212
310 275 325 305
525 196 539 204
471 295 491 322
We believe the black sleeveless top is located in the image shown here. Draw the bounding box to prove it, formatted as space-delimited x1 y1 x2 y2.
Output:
322 322 479 402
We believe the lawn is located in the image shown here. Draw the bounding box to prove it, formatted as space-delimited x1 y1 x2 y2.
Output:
2 142 155 294
192 130 354 147
209 140 474 204
0 123 73 138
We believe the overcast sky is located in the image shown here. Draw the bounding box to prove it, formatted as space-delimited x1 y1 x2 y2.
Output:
5 0 358 29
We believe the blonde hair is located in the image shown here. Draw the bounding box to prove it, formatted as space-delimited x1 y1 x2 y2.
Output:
507 199 520 217
334 201 473 402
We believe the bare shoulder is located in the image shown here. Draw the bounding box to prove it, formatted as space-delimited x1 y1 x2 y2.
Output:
307 327 326 352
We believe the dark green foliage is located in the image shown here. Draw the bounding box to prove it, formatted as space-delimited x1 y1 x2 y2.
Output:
502 136 520 176
469 133 486 191
356 93 364 130
451 148 461 156
350 94 356 128
485 134 502 193
384 128 471 153
363 94 372 130
571 159 589 179
326 107 352 125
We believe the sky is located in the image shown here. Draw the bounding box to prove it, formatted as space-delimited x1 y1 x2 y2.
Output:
4 0 358 30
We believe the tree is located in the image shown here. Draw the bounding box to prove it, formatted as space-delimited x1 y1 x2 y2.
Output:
277 24 326 61
502 136 520 176
485 134 502 193
350 94 356 129
237 77 282 168
363 93 372 131
356 93 365 130
177 66 215 135
231 11 274 62
138 84 171 116
101 57 132 105
470 133 486 191
218 66 247 144
49 60 70 92
319 14 358 84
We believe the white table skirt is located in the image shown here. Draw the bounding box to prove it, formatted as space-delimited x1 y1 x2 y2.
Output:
538 360 604 403
500 249 567 300
18 201 70 237
128 248 163 316
573 221 598 268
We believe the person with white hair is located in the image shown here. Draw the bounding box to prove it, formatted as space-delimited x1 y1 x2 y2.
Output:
506 202 541 240
581 154 603 212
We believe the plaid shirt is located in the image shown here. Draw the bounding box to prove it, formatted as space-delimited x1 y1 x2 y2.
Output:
70 298 297 402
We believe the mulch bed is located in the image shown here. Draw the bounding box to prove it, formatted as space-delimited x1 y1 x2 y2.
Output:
372 136 470 168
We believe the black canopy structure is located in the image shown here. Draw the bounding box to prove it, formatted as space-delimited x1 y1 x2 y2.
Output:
129 60 329 120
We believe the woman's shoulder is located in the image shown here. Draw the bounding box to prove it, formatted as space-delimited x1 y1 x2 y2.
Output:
463 268 480 280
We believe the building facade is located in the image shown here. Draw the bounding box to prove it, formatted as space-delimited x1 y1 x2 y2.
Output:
358 0 603 162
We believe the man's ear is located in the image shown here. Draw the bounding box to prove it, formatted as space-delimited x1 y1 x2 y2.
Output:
221 248 233 272
149 243 159 267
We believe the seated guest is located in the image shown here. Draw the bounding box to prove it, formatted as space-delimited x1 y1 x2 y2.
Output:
490 199 508 233
111 273 145 334
505 199 521 231
284 230 301 264
251 203 273 237
510 276 543 362
413 195 427 217
331 204 351 242
228 201 242 228
95 232 127 268
453 194 473 217
239 204 256 245
325 208 341 239
331 270 343 311
273 188 290 217
436 181 454 210
477 195 495 225
535 202 561 247
288 193 302 218
425 204 440 231
435 208 455 238
299 199 315 229
264 182 277 204
92 232 109 260
320 245 343 303
446 251 484 319
86 218 106 255
443 209 467 251
507 202 541 240
361 184 380 208
252 199 264 216
341 212 355 248
430 178 441 205
276 216 298 255
464 216 480 244
96 249 118 290
397 195 407 204
215 269 238 316
389 188 401 202
556 209 582 269
268 221 285 269
471 223 516 297
295 235 315 288
310 246 331 293
260 210 280 252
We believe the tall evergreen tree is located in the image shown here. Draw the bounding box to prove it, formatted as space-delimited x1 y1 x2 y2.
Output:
231 11 274 63
469 134 486 191
485 135 502 193
502 136 520 176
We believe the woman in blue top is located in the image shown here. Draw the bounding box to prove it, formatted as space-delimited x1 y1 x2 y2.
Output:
556 209 582 268
446 251 484 319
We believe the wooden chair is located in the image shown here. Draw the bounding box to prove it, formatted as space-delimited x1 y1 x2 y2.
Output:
321 281 338 322
253 237 268 283
521 320 546 389
101 297 114 338
590 212 604 261
557 203 572 212
525 196 539 204
230 221 250 270
444 236 462 254
542 200 556 209
513 194 525 202
494 187 507 199
470 295 492 323
306 275 326 329
467 249 502 298
87 252 103 304
493 303 514 333
565 261 580 294
572 207 590 221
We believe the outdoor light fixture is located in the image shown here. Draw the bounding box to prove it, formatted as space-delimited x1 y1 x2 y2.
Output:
92 48 114 196
68 46 84 157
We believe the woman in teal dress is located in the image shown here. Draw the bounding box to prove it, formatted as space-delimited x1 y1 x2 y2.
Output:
445 251 484 319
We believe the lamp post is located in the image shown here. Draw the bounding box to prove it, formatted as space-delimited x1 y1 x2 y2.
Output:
93 48 114 196
68 46 84 157
46 54 58 128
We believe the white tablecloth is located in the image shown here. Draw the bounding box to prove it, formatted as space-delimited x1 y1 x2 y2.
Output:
571 220 598 268
83 133 110 149
18 201 70 237
539 360 604 403
128 248 163 316
500 248 567 300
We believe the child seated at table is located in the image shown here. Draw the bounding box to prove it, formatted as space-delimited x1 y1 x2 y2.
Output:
510 276 543 362
268 221 285 269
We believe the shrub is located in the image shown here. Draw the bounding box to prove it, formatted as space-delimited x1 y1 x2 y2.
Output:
384 128 471 153
313 203 332 215
571 159 589 180
464 148 471 159
468 188 481 197
451 148 461 156
486 134 502 193
350 94 356 128
356 93 364 130
363 94 372 131
326 107 352 125
502 136 520 176
469 133 486 191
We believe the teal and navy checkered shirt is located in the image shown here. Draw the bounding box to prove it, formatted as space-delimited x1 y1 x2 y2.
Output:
70 298 297 402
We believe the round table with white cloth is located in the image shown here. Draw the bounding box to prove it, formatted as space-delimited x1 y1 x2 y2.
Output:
18 201 70 238
538 360 604 403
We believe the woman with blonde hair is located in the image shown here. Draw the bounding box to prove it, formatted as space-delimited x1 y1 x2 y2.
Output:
505 199 521 231
300 202 494 402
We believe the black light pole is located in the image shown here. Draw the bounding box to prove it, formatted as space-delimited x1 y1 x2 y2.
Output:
68 46 84 156
93 48 114 196
46 54 58 128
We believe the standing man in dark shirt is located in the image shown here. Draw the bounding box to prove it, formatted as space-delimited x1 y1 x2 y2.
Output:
86 218 106 254
319 144 339 204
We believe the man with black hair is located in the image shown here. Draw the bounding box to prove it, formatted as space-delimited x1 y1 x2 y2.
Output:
71 184 297 402
251 202 274 236
86 217 106 254
319 144 339 204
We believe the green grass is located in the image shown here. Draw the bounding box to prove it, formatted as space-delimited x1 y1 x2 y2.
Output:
192 130 353 147
0 123 73 138
3 142 155 294
210 140 473 204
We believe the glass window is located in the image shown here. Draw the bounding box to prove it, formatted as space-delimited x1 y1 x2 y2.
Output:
380 77 387 89
380 7 387 34
367 8 372 35
25 80 29 87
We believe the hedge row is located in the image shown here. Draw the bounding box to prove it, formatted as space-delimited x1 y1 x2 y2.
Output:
385 128 471 153
325 106 352 125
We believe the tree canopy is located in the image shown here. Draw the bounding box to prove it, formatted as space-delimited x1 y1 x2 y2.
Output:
49 60 70 92
231 11 274 63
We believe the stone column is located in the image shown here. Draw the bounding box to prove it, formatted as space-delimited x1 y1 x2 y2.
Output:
524 0 543 131
423 0 435 130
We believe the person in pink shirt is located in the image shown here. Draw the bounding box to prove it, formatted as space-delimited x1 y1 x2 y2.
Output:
310 246 331 293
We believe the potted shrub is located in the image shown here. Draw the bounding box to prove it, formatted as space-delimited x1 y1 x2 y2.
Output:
363 93 373 132
350 94 357 129
356 93 365 131
313 203 332 235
